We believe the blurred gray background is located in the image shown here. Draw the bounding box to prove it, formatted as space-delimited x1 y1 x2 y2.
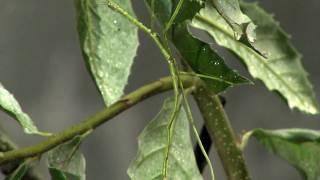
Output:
0 0 319 179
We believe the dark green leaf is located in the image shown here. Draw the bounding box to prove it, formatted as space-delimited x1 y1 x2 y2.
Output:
173 23 251 93
191 2 319 114
127 97 203 180
243 129 320 180
75 0 139 105
145 0 251 94
47 136 86 180
0 83 46 135
5 158 36 180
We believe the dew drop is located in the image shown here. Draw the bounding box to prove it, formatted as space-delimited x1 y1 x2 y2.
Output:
97 70 104 78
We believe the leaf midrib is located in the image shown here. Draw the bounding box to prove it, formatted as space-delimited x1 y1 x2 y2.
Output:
194 14 310 110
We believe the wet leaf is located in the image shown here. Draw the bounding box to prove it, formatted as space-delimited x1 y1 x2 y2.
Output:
75 0 139 105
127 97 203 180
243 128 320 180
191 2 319 114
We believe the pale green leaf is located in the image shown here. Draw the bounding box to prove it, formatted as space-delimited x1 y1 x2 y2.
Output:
75 0 139 105
211 0 253 40
47 136 86 180
191 2 319 114
243 128 320 180
0 83 43 135
127 97 203 180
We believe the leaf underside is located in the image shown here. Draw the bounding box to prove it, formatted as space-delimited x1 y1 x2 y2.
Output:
0 83 40 135
191 1 319 114
75 0 139 106
127 97 203 180
211 0 253 40
246 129 320 180
47 136 86 180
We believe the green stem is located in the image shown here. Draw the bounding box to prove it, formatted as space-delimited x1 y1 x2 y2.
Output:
0 76 196 165
0 130 43 180
193 84 251 180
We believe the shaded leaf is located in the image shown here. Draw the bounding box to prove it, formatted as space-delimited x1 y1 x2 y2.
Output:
47 136 86 180
144 0 250 94
0 83 44 135
191 2 319 114
75 0 139 105
127 97 203 180
243 128 320 180
5 158 36 180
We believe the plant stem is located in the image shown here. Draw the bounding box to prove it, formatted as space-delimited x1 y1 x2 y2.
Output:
0 130 43 180
193 84 251 180
194 125 212 173
0 76 196 165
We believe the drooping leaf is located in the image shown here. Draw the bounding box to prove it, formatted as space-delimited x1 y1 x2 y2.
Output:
0 83 45 135
127 97 203 180
144 0 251 94
75 0 139 106
191 2 319 114
47 136 86 180
5 158 37 180
210 0 255 41
243 128 320 180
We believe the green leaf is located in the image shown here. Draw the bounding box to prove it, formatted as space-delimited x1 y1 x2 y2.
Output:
173 23 251 93
243 128 320 180
191 2 319 114
5 158 36 180
127 97 203 180
0 83 45 135
144 0 250 94
47 136 86 180
211 0 254 40
75 0 139 105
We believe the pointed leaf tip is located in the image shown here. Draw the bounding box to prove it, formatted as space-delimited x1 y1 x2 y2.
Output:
75 0 139 106
0 83 45 135
191 2 319 114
